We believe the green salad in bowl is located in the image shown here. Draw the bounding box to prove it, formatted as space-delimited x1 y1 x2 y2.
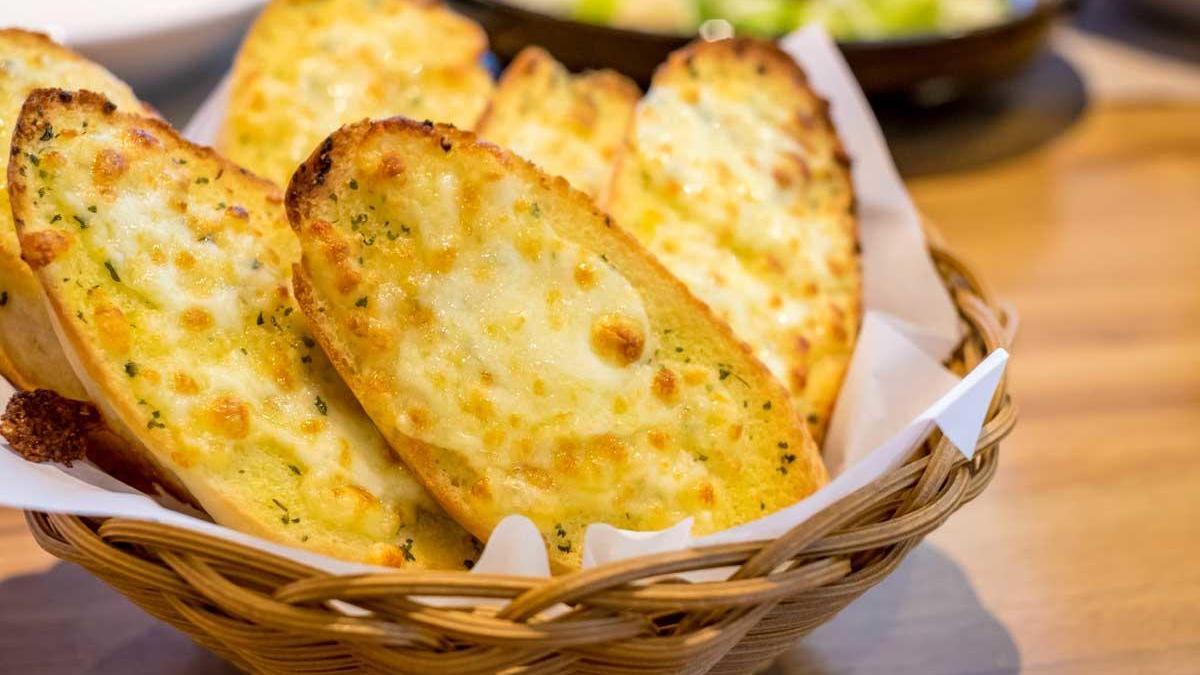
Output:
504 0 1014 40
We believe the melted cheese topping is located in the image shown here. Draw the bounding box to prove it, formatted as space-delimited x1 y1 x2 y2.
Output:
220 0 494 185
608 44 859 442
0 31 142 258
12 99 474 568
292 122 825 566
0 31 148 396
477 48 638 200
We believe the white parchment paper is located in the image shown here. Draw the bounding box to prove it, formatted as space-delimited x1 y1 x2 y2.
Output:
0 27 1004 583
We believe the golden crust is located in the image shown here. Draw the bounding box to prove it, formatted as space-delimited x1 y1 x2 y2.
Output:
288 117 826 570
219 0 494 185
476 47 639 201
0 29 150 397
10 89 477 569
606 38 861 443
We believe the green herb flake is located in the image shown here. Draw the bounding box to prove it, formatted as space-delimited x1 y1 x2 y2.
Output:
0 291 7 307
195 177 209 185
50 214 61 223
355 296 368 308
124 362 138 377
272 498 288 511
348 178 359 190
314 396 328 416
73 215 87 229
256 311 264 326
555 523 566 538
557 543 572 553
39 124 54 141
288 464 303 476
718 367 731 381
399 538 416 562
26 153 39 166
762 401 772 411
87 205 97 213
103 260 120 282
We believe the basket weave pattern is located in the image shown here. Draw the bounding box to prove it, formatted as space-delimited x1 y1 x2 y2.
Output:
26 243 1016 675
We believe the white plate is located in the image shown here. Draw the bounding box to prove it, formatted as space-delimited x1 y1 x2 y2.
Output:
4 0 266 88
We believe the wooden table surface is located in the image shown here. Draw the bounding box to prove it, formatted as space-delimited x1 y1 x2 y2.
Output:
1 10 1198 675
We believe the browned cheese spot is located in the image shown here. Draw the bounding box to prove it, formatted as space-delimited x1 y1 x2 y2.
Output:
93 302 130 355
651 367 679 404
20 230 71 269
378 153 406 178
590 313 644 367
171 372 200 395
204 394 251 439
92 149 127 183
647 429 669 449
180 307 213 332
574 261 597 290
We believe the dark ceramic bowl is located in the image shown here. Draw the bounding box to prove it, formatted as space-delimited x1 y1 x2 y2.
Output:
451 0 1068 95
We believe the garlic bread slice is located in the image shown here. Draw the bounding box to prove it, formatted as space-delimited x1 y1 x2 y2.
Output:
10 90 477 568
288 119 826 569
219 0 494 185
476 47 638 201
607 38 861 443
0 30 149 398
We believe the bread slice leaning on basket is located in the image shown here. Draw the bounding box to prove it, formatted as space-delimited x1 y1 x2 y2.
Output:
606 38 861 445
7 89 479 569
0 29 152 399
287 118 827 570
475 46 640 202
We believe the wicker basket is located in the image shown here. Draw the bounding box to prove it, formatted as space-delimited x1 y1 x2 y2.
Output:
25 241 1016 675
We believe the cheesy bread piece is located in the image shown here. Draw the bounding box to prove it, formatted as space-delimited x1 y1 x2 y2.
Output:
0 30 149 398
288 119 827 569
219 0 494 185
606 39 861 443
9 90 477 568
476 47 638 201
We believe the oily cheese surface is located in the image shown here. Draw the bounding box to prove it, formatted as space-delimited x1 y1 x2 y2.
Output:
9 90 477 569
288 119 827 568
607 39 861 444
0 30 147 395
476 46 638 201
219 0 494 185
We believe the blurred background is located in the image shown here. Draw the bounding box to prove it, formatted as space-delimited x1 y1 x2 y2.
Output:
1 1 1198 673
10 0 1198 176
